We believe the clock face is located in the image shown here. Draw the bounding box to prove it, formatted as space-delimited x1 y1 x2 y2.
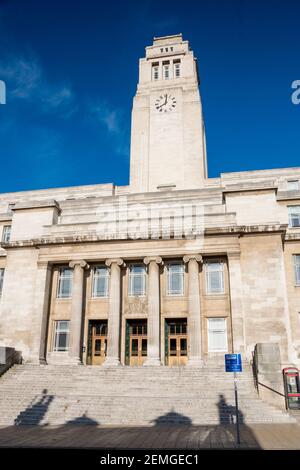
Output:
155 93 176 113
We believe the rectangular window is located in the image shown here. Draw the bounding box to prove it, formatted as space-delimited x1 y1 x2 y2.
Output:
205 262 225 294
287 180 299 191
92 266 109 297
2 225 11 243
288 206 300 228
294 255 300 285
57 268 73 298
167 263 184 295
53 320 70 352
208 318 228 352
163 61 170 80
152 62 159 81
0 268 4 297
129 264 146 296
173 60 181 78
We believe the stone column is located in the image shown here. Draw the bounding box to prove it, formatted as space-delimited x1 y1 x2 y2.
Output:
227 252 245 353
68 260 89 364
103 258 125 367
183 254 203 367
143 256 163 366
31 261 52 364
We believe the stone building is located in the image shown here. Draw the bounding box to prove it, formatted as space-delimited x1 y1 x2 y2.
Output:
0 34 300 371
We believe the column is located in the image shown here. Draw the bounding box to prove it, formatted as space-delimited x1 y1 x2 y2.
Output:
103 258 125 367
227 252 245 353
183 254 203 367
69 260 89 364
143 256 163 366
31 261 52 364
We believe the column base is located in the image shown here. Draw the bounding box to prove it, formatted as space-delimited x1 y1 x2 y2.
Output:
187 356 204 368
102 357 121 367
143 357 161 367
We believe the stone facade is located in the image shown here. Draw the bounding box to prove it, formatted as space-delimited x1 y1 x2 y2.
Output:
0 34 299 370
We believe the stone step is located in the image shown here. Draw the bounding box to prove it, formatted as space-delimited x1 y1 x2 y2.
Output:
0 364 293 426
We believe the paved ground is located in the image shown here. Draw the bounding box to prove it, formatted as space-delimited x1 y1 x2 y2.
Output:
0 423 300 449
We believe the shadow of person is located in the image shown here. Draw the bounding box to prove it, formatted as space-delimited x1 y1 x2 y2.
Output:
14 388 54 425
152 408 192 426
65 413 98 425
217 394 244 425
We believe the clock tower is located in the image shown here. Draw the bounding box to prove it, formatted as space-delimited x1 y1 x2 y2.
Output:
129 34 207 193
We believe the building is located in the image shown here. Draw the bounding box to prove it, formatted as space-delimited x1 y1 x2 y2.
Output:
0 34 300 371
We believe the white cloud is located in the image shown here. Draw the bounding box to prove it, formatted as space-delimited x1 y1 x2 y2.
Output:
92 102 121 134
90 101 129 157
0 54 75 117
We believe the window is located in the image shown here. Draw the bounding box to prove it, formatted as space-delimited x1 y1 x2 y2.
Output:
152 63 159 81
208 318 228 352
129 264 146 296
0 268 4 297
163 62 170 80
287 180 299 191
2 225 11 243
92 266 109 297
167 263 184 295
53 320 70 352
173 60 181 78
288 206 300 228
57 268 73 298
294 255 300 285
205 262 225 294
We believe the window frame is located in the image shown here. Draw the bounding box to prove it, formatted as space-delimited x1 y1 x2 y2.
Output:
173 60 181 78
56 267 73 299
128 264 146 297
162 61 170 80
288 206 300 228
294 255 300 286
53 320 70 352
2 225 11 243
205 261 225 295
91 265 109 298
152 62 159 81
207 318 228 353
166 262 184 296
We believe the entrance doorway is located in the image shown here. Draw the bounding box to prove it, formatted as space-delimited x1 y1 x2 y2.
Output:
125 320 147 366
88 320 108 365
165 319 188 366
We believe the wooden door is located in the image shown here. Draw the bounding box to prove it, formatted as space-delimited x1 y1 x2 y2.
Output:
91 321 107 365
128 320 147 366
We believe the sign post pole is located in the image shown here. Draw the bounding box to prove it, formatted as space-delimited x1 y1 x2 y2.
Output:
233 371 240 446
225 353 242 447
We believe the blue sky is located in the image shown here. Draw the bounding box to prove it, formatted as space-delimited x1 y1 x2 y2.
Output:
0 0 299 193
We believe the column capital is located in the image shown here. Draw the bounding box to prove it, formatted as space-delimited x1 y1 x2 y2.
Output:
143 256 163 266
183 254 203 264
105 258 125 268
69 260 90 270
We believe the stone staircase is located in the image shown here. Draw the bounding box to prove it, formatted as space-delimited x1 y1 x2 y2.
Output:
0 363 295 426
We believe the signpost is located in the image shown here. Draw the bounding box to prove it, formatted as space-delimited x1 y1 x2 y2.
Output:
225 354 242 446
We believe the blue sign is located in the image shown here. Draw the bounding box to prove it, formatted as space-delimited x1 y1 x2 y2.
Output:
225 354 242 372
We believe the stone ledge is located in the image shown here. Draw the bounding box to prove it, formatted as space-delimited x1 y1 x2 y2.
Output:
12 199 60 211
0 224 288 248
